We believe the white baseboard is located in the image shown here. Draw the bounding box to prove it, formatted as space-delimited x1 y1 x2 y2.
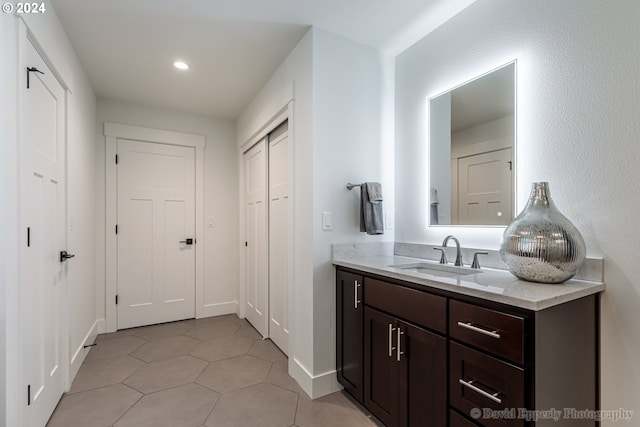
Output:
68 319 101 390
198 300 238 319
95 318 106 334
290 358 343 399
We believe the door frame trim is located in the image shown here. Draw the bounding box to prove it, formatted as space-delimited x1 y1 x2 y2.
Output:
104 122 205 332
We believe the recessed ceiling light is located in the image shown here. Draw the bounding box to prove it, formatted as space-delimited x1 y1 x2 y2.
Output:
173 60 189 70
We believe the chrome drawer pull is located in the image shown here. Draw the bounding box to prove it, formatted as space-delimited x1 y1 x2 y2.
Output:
354 280 362 309
459 379 502 404
396 327 405 362
457 321 501 339
388 324 396 357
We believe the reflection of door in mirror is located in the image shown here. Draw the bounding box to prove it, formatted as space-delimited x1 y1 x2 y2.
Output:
429 61 515 226
455 148 512 225
450 115 514 225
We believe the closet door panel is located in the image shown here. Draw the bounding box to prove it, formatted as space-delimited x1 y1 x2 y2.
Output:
244 139 268 337
269 123 290 354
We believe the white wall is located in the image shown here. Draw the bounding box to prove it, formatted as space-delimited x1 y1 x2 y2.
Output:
312 28 395 379
395 0 640 421
1 2 98 424
451 115 513 152
95 99 238 324
236 28 315 393
237 27 394 398
65 38 98 382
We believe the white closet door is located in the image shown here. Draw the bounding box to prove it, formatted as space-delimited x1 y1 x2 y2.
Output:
244 139 269 337
116 139 196 329
19 34 66 427
268 124 290 354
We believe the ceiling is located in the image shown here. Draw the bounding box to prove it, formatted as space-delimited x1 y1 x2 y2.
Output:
51 0 475 120
450 63 515 131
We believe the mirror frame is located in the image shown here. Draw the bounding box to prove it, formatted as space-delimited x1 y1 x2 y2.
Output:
427 59 517 228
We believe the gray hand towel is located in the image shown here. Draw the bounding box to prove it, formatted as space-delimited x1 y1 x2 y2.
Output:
366 182 383 202
360 182 384 235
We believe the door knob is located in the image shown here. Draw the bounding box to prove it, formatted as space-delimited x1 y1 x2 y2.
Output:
179 238 194 245
60 250 75 262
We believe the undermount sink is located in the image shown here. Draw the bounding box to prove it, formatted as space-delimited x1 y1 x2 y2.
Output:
388 262 482 277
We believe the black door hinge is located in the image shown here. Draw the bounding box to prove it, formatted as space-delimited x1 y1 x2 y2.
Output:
26 67 44 89
27 227 30 247
115 225 118 234
27 384 31 406
115 154 118 164
115 295 118 305
245 241 248 247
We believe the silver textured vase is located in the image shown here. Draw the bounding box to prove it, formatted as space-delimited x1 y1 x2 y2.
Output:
499 182 586 283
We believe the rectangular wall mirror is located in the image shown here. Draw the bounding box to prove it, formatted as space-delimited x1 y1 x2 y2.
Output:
429 61 516 226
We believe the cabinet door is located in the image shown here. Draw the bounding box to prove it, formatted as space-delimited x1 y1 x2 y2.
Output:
398 321 447 427
364 307 399 427
336 270 364 402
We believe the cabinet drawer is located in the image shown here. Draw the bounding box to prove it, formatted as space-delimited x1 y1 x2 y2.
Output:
450 300 525 364
450 342 525 427
365 278 446 333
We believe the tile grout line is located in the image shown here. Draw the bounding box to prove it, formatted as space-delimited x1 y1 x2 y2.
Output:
109 385 144 427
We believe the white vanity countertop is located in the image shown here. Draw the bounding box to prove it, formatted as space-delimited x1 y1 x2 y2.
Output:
333 255 605 311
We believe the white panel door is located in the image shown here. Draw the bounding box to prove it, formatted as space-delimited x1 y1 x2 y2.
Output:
268 127 289 354
457 148 513 225
19 36 66 427
117 139 196 329
244 139 269 337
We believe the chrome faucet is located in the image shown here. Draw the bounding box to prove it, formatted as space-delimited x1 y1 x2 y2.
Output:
442 235 463 267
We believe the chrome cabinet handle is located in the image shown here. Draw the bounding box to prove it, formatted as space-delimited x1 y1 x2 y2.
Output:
457 321 501 339
396 327 405 361
388 324 396 357
354 280 361 309
459 379 502 404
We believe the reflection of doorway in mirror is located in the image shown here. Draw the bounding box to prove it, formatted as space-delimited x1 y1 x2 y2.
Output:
429 60 516 226
454 147 512 225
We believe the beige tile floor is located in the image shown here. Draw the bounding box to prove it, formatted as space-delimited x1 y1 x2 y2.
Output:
47 314 383 427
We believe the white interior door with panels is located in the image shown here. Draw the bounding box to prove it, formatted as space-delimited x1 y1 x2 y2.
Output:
268 121 290 354
244 139 269 338
116 139 196 329
456 147 513 225
105 123 205 333
19 30 67 427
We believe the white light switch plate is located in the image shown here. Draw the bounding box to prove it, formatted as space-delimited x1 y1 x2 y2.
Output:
322 211 333 231
385 213 393 229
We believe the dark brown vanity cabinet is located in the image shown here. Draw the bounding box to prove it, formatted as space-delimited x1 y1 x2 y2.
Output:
449 296 598 427
336 266 600 427
336 269 365 402
337 271 447 427
364 306 447 427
